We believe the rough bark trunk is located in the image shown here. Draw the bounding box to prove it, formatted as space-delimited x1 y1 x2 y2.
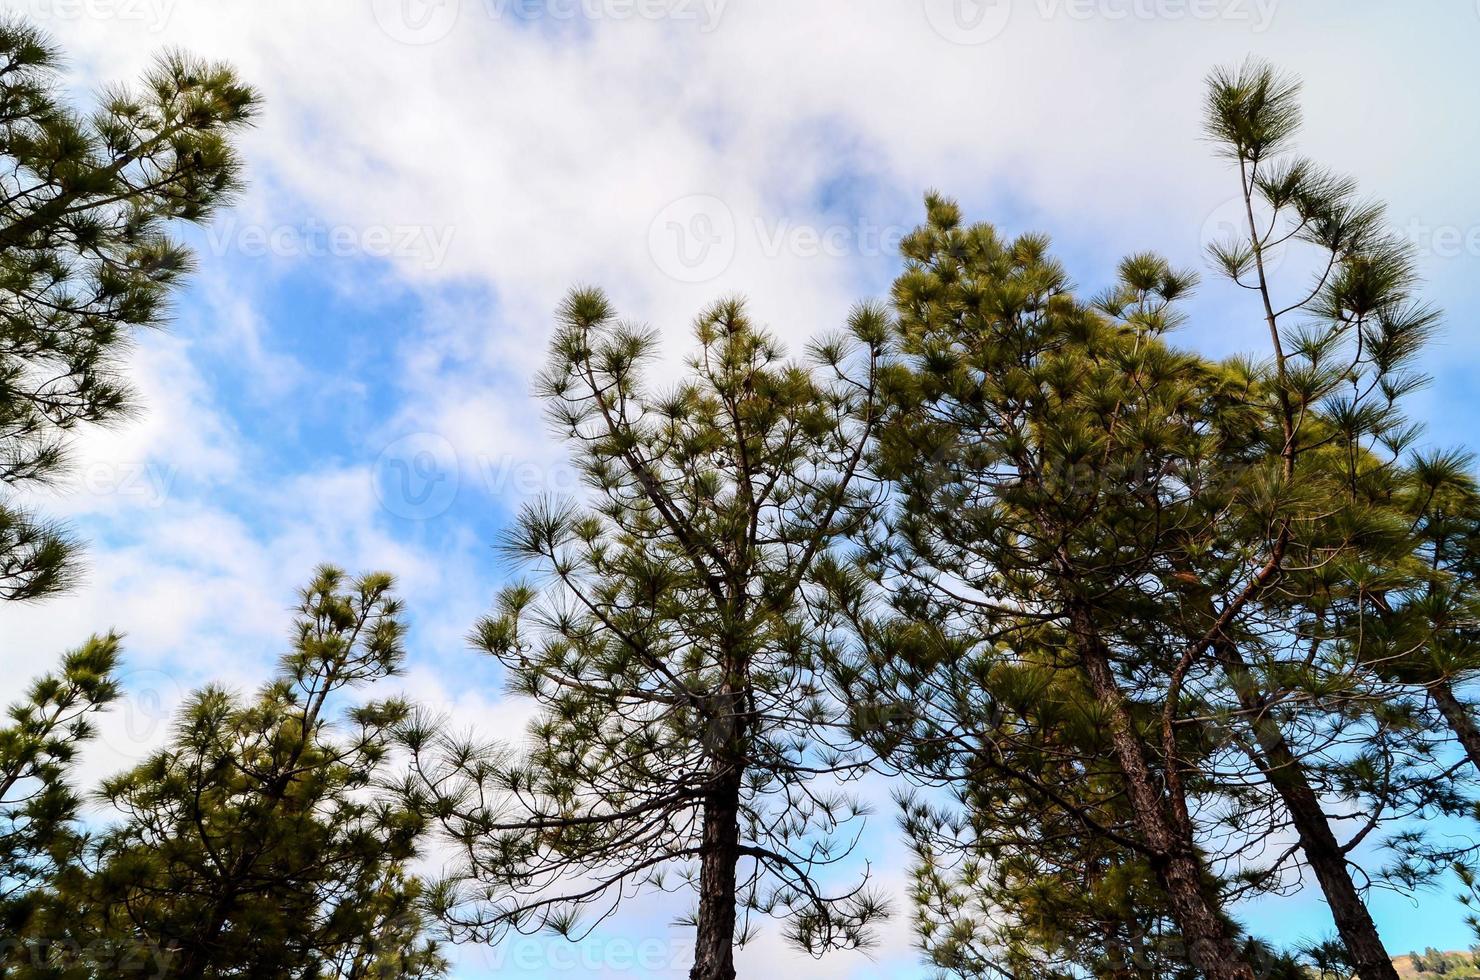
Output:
1071 613 1255 980
690 781 741 980
1214 641 1397 980
1241 710 1396 979
1432 679 1480 773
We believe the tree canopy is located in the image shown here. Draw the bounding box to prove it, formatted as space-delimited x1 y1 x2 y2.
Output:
404 290 891 980
0 16 257 600
1 17 1477 980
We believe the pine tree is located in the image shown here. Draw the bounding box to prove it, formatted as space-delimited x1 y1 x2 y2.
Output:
1202 60 1461 979
840 193 1266 978
0 635 119 945
820 55 1463 980
404 290 890 980
0 16 257 600
890 655 1201 980
818 565 1317 980
1395 453 1480 771
10 568 445 979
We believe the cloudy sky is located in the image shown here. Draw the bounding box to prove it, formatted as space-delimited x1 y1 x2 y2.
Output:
4 0 1479 975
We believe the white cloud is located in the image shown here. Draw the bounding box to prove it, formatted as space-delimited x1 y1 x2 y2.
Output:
6 0 1479 972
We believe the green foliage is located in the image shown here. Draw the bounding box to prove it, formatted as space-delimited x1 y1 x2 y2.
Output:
0 19 444 979
0 27 1473 980
404 290 891 969
5 568 445 979
0 635 120 940
818 61 1468 980
822 197 1268 976
1203 64 1480 913
1400 948 1480 978
0 16 258 601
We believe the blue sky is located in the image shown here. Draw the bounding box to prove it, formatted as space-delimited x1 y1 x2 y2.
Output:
3 0 1479 975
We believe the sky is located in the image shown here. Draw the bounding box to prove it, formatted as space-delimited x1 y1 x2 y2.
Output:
2 0 1479 975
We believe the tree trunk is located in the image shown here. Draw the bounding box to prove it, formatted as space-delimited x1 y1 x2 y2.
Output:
1432 679 1480 773
1071 611 1255 980
690 781 741 980
1153 586 1398 980
1235 699 1397 980
172 890 235 980
1175 579 1397 979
